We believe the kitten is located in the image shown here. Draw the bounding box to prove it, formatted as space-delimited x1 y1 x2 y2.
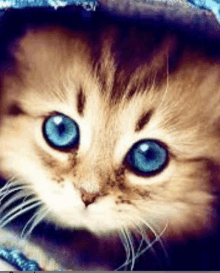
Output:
0 7 220 270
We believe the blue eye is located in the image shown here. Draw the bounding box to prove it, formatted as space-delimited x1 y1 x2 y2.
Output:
43 114 79 150
126 139 168 176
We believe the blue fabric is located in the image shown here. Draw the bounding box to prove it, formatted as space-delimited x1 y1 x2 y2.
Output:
0 0 218 22
0 247 42 271
188 0 220 21
0 0 98 10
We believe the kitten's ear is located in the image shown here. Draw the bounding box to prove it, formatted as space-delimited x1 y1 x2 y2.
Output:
0 46 23 117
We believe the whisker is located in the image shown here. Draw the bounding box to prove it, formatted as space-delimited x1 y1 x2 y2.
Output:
24 207 49 238
0 180 12 195
0 191 33 216
0 178 17 197
133 219 168 261
21 209 42 238
121 228 131 270
116 226 131 271
136 223 158 262
3 176 23 188
116 218 149 271
0 197 40 225
0 185 31 204
131 224 148 259
119 230 130 263
124 228 135 271
136 232 145 257
0 174 33 203
0 201 42 230
115 214 168 271
132 212 165 240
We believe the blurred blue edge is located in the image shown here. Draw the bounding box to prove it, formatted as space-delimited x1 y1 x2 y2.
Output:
0 0 98 10
0 0 219 23
1 0 219 23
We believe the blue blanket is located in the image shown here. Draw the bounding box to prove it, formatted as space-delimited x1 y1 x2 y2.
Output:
0 0 97 10
0 0 219 22
0 248 42 271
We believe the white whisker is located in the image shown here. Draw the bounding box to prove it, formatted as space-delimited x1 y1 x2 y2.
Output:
135 230 145 257
0 201 42 230
119 229 130 264
136 223 157 259
0 191 34 215
0 190 31 215
115 213 168 271
133 218 168 261
0 200 42 229
0 178 17 197
124 228 135 271
0 181 12 196
21 209 42 239
24 207 49 238
116 226 131 271
132 224 150 259
21 208 49 239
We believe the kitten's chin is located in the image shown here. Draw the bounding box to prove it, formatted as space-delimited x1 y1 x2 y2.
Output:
46 212 116 236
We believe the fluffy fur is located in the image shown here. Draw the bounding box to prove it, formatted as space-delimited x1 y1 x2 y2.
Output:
0 9 220 270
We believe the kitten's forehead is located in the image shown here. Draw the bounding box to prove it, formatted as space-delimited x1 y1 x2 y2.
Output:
3 25 220 137
10 25 176 96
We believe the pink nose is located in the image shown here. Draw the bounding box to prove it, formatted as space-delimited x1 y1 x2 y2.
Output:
80 189 99 207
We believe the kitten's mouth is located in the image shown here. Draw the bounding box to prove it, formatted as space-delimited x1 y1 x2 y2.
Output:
47 203 120 235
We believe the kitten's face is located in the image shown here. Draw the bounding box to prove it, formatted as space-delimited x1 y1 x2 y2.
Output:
0 26 220 240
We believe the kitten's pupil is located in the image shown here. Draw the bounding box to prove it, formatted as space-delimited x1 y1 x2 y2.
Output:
57 123 66 135
43 114 79 149
141 144 156 160
126 140 168 176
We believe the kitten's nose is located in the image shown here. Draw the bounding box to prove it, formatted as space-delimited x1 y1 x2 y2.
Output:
80 188 99 207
